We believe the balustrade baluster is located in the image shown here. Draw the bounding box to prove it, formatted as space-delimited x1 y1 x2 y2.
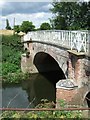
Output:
23 30 89 53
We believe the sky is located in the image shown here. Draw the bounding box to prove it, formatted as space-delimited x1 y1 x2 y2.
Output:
0 0 89 30
0 1 53 29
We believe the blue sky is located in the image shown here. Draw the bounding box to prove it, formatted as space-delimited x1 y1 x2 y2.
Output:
0 1 53 29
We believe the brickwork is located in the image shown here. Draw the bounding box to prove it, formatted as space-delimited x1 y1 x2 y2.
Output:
56 85 89 107
56 88 77 102
24 42 69 77
21 41 90 107
68 52 89 87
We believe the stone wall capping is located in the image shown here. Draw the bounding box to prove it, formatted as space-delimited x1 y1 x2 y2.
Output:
67 50 85 56
56 79 78 90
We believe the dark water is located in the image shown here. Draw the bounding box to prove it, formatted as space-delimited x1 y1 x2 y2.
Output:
2 72 59 108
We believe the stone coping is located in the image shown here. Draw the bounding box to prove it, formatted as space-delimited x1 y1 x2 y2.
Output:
56 79 78 90
67 50 85 56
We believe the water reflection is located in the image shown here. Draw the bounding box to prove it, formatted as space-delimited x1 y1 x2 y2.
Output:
2 72 58 108
22 73 56 107
2 86 30 108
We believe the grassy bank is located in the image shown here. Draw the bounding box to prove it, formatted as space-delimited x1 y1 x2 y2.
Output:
1 100 82 119
1 110 82 119
2 35 30 84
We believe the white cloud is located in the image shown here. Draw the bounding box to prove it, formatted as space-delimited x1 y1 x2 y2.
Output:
83 0 90 2
0 0 6 7
1 12 53 29
1 2 53 29
42 3 53 10
35 12 45 18
1 2 52 16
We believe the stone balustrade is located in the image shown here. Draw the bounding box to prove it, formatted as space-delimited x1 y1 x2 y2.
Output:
23 30 90 53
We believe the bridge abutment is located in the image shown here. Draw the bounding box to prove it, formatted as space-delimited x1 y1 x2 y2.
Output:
56 50 90 108
56 83 89 108
21 53 38 73
68 50 86 88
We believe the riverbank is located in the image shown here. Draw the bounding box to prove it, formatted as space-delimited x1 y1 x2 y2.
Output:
1 99 83 119
2 34 29 84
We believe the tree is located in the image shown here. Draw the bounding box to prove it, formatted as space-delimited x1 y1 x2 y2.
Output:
50 1 90 30
14 25 20 33
6 19 11 30
40 22 51 30
50 16 67 30
20 21 35 33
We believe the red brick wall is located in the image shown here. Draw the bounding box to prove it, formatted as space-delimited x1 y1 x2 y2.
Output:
56 86 89 108
56 88 77 103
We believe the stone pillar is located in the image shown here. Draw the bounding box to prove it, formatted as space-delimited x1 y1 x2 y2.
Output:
68 54 75 81
74 57 85 87
67 50 85 87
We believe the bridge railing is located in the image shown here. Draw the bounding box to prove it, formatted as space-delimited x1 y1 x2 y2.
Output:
23 30 90 53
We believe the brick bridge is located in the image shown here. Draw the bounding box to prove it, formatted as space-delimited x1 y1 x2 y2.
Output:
21 30 90 108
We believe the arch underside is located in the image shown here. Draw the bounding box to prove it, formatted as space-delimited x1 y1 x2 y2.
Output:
33 52 66 84
85 92 90 108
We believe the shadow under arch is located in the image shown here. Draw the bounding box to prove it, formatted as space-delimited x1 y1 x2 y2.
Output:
85 92 90 108
32 52 66 105
33 52 66 85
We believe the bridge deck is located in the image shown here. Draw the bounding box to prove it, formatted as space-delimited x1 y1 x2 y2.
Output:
23 30 90 53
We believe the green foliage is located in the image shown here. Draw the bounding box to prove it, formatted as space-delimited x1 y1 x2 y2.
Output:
20 21 35 33
1 99 82 119
1 111 21 119
50 2 90 30
40 22 51 30
2 35 23 71
1 99 83 119
35 99 55 108
14 25 20 33
3 72 31 84
2 35 26 83
58 99 67 108
2 62 19 75
1 110 83 119
51 16 67 30
6 19 11 30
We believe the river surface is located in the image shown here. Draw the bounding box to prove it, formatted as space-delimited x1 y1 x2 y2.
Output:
1 72 90 118
2 73 56 108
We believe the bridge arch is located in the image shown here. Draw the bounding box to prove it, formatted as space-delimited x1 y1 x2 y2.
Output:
83 91 90 108
33 52 66 84
84 92 90 108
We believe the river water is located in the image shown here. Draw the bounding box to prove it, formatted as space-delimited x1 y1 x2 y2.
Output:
1 72 90 118
2 73 56 108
